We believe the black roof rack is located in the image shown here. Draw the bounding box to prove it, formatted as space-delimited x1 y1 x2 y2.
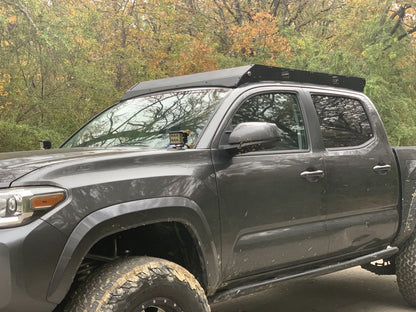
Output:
121 64 366 100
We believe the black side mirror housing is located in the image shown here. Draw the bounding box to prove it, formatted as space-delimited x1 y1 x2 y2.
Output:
224 122 281 154
39 140 52 150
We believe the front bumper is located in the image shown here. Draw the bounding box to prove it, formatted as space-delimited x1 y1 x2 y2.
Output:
0 219 66 312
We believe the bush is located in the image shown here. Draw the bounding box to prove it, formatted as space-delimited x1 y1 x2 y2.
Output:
0 120 66 152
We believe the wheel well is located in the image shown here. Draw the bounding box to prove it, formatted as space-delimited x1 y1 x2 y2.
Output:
74 222 207 289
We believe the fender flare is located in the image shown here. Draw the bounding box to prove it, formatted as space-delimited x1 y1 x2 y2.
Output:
393 194 416 247
392 148 416 247
46 197 220 303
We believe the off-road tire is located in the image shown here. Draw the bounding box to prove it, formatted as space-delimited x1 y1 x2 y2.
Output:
63 256 211 312
397 232 416 307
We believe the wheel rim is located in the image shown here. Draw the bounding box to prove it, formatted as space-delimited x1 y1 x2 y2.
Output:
134 297 184 312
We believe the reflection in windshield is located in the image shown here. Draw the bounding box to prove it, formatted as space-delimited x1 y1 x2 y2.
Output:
63 88 230 148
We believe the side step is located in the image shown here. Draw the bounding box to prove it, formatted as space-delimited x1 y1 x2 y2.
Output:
210 247 398 304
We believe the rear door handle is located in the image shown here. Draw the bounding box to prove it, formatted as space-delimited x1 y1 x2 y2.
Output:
373 164 391 175
300 169 325 182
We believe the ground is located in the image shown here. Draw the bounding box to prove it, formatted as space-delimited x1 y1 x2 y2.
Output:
211 267 414 312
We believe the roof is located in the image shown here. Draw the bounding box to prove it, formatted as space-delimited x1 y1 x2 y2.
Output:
121 64 366 101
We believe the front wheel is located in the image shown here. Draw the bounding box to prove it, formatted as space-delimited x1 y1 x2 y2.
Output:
63 256 211 312
396 232 416 307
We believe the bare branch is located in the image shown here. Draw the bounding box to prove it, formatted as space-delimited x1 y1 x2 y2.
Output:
398 25 416 41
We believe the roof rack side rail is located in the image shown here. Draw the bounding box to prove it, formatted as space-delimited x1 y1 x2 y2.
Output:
121 64 366 100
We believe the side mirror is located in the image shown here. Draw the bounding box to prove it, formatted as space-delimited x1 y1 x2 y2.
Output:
224 122 281 154
39 140 52 150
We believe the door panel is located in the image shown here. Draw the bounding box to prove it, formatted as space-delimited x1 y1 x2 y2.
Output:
311 93 400 256
324 147 399 255
215 152 326 280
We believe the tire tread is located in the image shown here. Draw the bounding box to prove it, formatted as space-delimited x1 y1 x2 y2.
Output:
63 256 210 312
397 231 416 307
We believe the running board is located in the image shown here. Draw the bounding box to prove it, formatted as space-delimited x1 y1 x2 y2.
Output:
210 247 399 304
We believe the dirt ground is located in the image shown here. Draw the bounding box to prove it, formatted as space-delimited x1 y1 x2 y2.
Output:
211 266 415 312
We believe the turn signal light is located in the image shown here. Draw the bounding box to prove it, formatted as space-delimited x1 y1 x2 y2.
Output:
31 193 65 210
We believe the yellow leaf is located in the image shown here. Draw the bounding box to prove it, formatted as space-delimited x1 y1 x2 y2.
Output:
7 16 17 23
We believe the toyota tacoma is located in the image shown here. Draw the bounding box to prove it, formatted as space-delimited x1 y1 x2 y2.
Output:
1 65 416 311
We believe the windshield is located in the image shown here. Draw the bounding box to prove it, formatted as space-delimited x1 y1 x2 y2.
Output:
62 88 230 149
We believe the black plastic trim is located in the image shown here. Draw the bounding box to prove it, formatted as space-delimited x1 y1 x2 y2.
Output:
210 247 398 304
47 197 220 303
121 65 366 100
392 147 416 246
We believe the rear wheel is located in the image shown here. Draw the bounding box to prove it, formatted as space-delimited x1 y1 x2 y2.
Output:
63 256 210 312
396 232 416 307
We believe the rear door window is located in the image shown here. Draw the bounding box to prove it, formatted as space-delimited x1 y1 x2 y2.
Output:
311 95 373 148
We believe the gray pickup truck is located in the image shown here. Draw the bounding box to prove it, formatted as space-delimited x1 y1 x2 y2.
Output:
1 64 416 312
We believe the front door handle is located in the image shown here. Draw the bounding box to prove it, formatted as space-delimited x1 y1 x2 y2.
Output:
300 169 325 182
373 164 391 175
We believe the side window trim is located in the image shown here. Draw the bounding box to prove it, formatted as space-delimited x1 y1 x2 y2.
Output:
325 136 376 151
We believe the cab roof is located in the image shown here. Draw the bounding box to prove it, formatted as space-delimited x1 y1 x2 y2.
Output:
121 64 366 101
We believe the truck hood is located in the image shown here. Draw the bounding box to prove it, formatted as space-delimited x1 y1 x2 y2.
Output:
0 148 150 188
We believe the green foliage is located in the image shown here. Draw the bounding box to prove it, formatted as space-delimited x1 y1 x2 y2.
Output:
0 120 65 152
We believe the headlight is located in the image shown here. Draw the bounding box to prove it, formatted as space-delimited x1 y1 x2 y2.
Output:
0 187 66 228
